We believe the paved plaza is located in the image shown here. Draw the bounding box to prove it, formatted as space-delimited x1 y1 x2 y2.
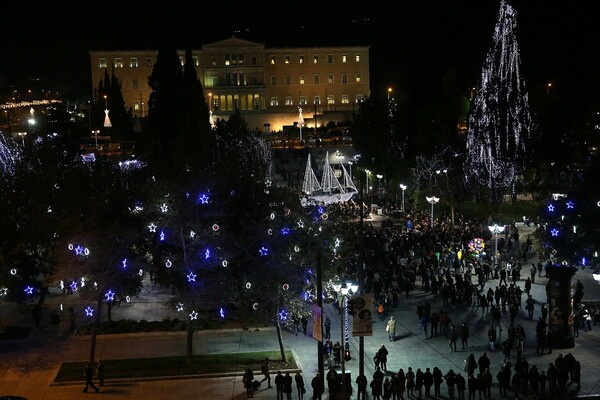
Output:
1 225 600 399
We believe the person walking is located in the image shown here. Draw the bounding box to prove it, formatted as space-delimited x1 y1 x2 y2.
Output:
386 316 397 342
96 360 105 386
449 324 458 352
295 371 305 399
261 357 273 388
243 368 255 398
83 362 99 393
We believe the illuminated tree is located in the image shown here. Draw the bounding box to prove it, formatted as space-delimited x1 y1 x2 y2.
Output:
464 0 534 204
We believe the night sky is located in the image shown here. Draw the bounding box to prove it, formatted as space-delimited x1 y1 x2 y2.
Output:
0 0 598 103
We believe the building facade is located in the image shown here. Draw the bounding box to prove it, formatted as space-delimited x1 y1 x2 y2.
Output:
89 36 370 132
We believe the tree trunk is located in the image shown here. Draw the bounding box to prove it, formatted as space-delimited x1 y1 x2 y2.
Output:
275 319 287 362
107 301 112 323
89 296 103 364
186 317 194 365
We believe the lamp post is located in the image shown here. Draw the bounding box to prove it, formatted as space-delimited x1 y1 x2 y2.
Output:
400 184 407 211
426 196 440 227
92 130 101 149
348 160 353 180
365 170 370 195
17 131 27 146
331 281 359 398
488 224 505 271
387 87 392 100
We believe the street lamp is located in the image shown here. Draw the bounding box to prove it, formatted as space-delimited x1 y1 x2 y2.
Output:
387 87 392 100
365 170 370 194
92 130 101 149
399 184 407 211
376 174 383 189
488 224 505 271
426 196 440 227
331 281 359 397
546 82 552 95
347 160 353 180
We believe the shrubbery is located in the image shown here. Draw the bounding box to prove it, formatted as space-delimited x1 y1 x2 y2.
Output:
76 317 221 335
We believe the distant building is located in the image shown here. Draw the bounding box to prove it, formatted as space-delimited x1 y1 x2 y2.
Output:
89 36 370 132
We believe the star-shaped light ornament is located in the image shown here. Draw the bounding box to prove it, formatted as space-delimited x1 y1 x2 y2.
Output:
24 286 34 295
122 258 128 269
160 231 166 241
74 245 84 255
259 246 269 256
335 238 341 248
105 290 115 302
70 281 78 292
85 307 94 317
547 204 555 212
189 310 198 320
176 303 184 312
187 271 197 282
204 249 211 259
551 228 560 237
0 288 8 296
148 223 157 233
198 194 209 204
220 308 225 318
160 203 169 213
566 201 574 209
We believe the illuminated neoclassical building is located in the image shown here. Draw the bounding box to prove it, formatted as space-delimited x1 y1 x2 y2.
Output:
90 36 370 132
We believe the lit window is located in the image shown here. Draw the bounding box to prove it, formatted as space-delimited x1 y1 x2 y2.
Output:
225 54 230 66
356 94 364 103
238 54 244 64
270 97 279 106
285 55 290 64
327 95 335 105
99 58 107 68
285 75 291 85
341 95 349 104
355 74 362 83
342 55 347 63
134 102 140 111
114 58 123 68
146 57 153 67
270 55 276 64
212 57 217 66
341 74 348 84
328 74 334 84
314 96 321 105
239 72 246 85
271 76 277 85
179 56 184 66
355 54 361 62
130 57 138 68
327 54 333 63
285 96 293 106
299 55 305 64
132 78 139 89
299 76 305 85
313 55 319 64
313 74 320 84
300 96 307 105
192 56 199 66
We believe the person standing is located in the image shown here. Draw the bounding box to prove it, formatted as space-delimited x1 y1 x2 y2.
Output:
356 373 368 400
96 360 105 386
261 357 272 388
295 371 305 399
324 316 331 339
83 362 99 393
449 324 458 352
311 372 324 400
275 371 285 400
386 316 397 342
243 368 254 398
433 366 444 397
377 344 389 371
283 371 293 400
459 322 470 349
